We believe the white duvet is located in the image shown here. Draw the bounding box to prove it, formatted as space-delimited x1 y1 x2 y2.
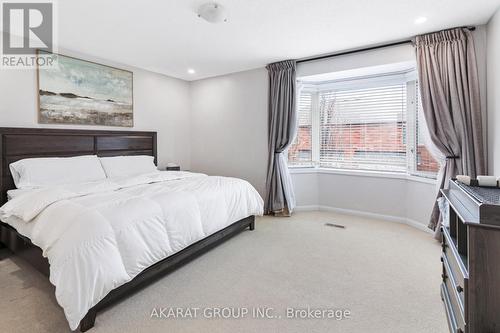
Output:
0 171 263 330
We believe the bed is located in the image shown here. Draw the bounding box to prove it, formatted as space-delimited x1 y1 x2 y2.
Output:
0 127 263 331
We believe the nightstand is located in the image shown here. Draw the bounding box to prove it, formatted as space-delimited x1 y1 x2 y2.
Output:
166 166 180 171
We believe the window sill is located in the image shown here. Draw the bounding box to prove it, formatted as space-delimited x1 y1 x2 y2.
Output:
289 167 437 185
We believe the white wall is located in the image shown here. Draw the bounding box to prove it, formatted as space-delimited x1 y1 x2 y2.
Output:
488 8 500 175
189 68 269 197
297 43 415 78
406 179 438 225
317 174 408 218
291 173 319 206
291 171 437 229
0 48 191 170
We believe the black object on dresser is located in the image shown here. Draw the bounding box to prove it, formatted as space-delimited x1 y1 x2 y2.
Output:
440 180 500 333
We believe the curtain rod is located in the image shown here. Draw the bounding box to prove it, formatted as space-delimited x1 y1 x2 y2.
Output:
296 26 476 64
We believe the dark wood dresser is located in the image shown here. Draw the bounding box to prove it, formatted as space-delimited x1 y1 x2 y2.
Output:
440 180 500 333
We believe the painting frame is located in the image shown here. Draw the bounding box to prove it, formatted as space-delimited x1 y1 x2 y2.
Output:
36 50 134 127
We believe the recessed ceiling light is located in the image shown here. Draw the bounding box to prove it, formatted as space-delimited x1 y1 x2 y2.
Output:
415 16 427 24
187 68 196 74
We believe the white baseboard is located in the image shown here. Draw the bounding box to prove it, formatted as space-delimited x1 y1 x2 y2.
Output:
295 204 432 234
294 205 320 212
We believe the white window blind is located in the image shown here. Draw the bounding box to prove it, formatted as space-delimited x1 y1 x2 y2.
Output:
288 91 313 166
413 83 440 176
319 84 407 172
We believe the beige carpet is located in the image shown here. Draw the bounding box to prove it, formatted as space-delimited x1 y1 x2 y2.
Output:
0 211 448 333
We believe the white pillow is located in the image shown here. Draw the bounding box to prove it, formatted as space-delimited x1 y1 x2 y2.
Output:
10 155 107 189
99 155 157 178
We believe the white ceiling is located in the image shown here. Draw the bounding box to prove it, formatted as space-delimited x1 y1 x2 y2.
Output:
55 0 500 81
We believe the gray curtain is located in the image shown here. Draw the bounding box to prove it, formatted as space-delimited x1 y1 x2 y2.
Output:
415 28 486 236
264 60 297 215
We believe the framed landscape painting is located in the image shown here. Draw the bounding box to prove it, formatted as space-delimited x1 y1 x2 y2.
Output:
37 51 133 127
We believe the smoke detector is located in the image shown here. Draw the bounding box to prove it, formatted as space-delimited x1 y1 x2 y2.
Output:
197 3 228 23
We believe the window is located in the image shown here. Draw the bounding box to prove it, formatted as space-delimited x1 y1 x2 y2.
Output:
288 91 313 166
414 86 441 176
288 69 440 178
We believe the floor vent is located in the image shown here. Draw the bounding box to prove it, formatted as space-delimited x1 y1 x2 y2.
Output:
324 222 345 229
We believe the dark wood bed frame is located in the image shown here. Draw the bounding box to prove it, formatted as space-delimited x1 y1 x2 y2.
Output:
0 127 255 332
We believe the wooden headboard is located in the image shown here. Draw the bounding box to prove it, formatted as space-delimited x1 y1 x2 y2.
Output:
0 127 157 205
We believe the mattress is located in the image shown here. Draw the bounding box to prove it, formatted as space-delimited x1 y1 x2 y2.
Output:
0 171 263 330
